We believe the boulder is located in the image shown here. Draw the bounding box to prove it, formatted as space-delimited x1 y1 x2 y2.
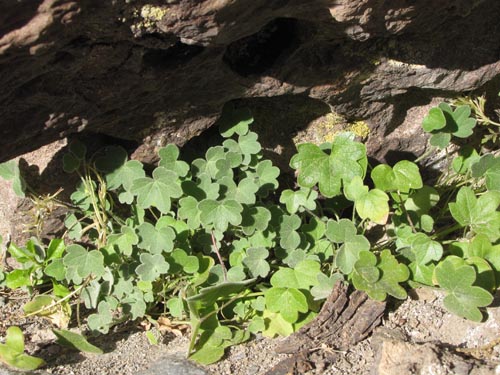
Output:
1 0 500 163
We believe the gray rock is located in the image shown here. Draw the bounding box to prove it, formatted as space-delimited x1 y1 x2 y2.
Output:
138 356 207 375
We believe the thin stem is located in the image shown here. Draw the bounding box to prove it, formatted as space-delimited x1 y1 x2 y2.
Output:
24 280 89 318
414 146 436 163
431 223 462 240
211 230 227 282
396 191 416 233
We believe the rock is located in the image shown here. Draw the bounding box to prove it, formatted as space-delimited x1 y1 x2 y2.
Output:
138 356 207 375
371 327 500 375
1 1 500 163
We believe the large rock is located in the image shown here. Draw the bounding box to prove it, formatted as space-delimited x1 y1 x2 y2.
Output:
1 0 500 163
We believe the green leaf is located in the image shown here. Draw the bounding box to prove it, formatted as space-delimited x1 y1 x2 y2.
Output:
187 279 255 308
178 196 202 229
409 233 443 265
242 247 270 278
241 206 271 236
23 295 56 316
466 256 496 292
261 310 294 337
483 157 500 191
64 212 83 241
422 107 446 132
218 106 253 137
7 242 35 263
0 327 45 370
325 219 357 243
169 248 199 274
201 146 231 179
167 297 185 318
423 103 476 149
352 250 409 301
270 260 321 289
53 329 103 354
335 233 371 274
290 143 340 197
329 133 367 178
94 146 127 176
279 188 317 214
430 132 451 149
294 260 321 287
136 253 170 281
106 160 145 192
408 262 435 286
62 153 80 173
290 135 366 197
279 214 301 250
46 239 65 261
471 154 497 178
255 160 280 195
310 273 343 300
69 140 87 160
371 160 423 193
449 187 500 241
199 199 243 232
451 105 476 138
226 177 258 205
265 287 308 323
404 186 440 215
237 132 262 164
87 301 113 334
466 235 500 278
0 160 26 197
137 222 175 254
0 160 18 180
434 257 493 321
108 226 138 257
63 245 105 284
159 144 189 177
5 269 31 289
130 167 182 214
344 176 389 224
45 259 66 281
452 146 480 175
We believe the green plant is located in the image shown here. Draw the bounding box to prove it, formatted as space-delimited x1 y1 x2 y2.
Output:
0 327 45 370
1 96 500 368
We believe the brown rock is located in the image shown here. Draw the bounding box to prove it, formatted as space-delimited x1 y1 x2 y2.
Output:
371 327 500 375
1 0 500 163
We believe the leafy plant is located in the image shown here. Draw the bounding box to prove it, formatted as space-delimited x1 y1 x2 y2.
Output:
1 94 500 368
0 327 45 370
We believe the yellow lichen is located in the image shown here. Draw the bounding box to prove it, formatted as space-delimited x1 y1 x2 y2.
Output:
131 4 169 31
140 4 168 22
293 112 370 145
346 120 370 139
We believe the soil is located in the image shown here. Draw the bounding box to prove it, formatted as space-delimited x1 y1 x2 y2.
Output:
1 141 500 375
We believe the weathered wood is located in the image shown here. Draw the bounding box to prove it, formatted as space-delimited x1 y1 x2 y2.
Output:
266 282 386 374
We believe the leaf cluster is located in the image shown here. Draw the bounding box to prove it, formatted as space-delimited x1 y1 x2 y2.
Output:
1 96 500 368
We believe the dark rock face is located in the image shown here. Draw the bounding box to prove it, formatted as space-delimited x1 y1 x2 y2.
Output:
1 0 500 163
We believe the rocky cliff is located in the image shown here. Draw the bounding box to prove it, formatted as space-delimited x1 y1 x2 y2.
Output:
1 0 499 163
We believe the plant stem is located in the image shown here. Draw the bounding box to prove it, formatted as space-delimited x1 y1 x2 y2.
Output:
24 280 89 318
211 230 227 282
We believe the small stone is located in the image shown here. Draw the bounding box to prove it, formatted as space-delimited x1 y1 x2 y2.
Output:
139 355 207 375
